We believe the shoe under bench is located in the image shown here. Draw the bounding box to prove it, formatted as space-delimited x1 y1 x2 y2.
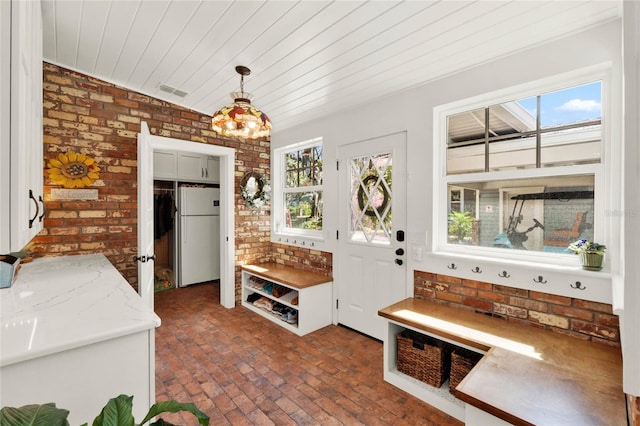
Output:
241 263 332 336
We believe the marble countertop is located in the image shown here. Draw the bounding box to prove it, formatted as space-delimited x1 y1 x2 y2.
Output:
0 254 161 367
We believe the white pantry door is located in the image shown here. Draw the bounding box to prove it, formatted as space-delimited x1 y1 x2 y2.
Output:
137 122 155 309
337 132 408 341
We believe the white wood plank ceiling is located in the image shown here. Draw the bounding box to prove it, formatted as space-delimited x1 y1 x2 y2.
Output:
41 1 621 132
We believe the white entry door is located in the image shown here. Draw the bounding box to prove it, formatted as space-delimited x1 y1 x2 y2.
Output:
137 122 155 309
337 132 407 341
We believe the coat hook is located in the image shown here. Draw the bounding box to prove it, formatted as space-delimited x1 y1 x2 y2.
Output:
570 281 586 290
471 266 482 273
447 263 457 270
533 275 547 284
498 270 510 278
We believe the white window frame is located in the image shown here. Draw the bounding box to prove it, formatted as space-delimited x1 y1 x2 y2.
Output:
272 137 324 243
432 65 615 269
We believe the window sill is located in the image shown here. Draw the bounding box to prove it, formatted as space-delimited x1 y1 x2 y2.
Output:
418 250 614 304
271 232 325 250
430 249 612 278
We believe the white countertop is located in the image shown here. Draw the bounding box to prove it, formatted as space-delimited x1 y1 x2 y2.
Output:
0 254 160 366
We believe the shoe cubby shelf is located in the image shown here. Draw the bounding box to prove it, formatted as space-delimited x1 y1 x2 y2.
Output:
241 263 333 336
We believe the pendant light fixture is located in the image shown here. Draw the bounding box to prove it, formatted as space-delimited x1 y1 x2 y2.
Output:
211 65 271 139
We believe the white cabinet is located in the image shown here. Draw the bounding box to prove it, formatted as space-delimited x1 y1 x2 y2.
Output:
0 0 44 254
1 330 154 425
153 149 177 180
154 150 219 183
177 152 219 183
0 254 160 425
205 155 220 183
241 263 332 336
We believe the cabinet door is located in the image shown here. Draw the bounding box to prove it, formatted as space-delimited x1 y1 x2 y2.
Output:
204 156 219 183
1 0 43 253
177 152 205 181
153 150 176 180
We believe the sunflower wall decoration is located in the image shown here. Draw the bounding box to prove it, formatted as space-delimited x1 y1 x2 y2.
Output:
47 151 101 188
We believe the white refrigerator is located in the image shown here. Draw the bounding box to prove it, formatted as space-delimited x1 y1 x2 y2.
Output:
178 187 220 287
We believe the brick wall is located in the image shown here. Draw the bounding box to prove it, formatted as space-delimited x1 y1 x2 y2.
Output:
414 270 620 346
29 62 330 296
269 243 333 276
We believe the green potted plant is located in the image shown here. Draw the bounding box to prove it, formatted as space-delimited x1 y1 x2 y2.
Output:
568 239 606 270
0 394 209 426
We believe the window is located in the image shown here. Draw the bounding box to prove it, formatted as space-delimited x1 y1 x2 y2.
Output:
274 138 323 239
437 78 605 259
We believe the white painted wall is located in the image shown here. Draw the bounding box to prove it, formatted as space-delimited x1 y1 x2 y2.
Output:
622 0 640 397
272 19 639 392
273 20 622 256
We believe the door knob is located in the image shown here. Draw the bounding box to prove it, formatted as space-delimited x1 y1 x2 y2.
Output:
395 248 404 256
395 259 403 266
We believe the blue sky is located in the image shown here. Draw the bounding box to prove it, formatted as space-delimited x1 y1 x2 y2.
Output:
517 81 602 128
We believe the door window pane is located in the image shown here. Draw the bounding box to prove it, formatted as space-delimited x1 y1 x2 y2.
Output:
349 153 393 244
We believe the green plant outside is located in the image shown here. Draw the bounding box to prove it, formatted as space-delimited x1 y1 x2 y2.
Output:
448 210 474 242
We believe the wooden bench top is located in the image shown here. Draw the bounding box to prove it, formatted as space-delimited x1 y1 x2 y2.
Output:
379 298 625 426
241 263 332 289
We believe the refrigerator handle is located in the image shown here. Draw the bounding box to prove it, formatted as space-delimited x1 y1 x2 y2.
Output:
182 216 187 244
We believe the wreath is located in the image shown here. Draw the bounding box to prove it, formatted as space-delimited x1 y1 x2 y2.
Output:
47 151 100 188
357 174 390 217
241 172 270 210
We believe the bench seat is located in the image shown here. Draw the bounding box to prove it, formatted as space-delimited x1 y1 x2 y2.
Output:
378 297 625 425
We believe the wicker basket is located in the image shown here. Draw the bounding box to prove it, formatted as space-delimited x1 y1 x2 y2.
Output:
396 330 452 388
449 347 484 394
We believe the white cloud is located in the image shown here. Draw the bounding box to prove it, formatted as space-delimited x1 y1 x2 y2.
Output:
556 99 601 112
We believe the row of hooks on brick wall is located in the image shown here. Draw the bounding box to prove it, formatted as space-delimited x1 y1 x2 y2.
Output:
445 262 586 290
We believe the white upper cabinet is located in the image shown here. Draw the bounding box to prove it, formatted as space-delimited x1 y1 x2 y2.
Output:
177 152 219 183
152 150 177 180
0 0 44 253
154 150 219 183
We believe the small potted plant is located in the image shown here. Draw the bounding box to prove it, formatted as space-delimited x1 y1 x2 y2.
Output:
568 239 606 270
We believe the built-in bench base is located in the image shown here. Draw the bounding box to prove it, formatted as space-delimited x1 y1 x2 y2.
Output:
379 298 625 425
241 263 332 336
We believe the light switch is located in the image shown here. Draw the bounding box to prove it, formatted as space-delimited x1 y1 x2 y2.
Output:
411 245 423 262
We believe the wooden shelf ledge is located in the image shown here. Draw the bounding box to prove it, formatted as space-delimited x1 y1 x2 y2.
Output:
379 297 625 426
241 263 332 289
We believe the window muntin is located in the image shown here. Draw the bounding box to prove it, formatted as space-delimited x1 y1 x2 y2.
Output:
447 81 602 175
285 145 322 188
280 140 323 235
442 79 603 256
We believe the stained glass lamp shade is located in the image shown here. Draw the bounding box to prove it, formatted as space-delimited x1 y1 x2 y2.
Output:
211 66 271 139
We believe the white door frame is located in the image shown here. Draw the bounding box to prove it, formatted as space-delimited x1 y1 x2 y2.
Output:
139 124 236 309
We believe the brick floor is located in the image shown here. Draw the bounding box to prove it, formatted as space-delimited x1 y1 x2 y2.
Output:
154 283 463 425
